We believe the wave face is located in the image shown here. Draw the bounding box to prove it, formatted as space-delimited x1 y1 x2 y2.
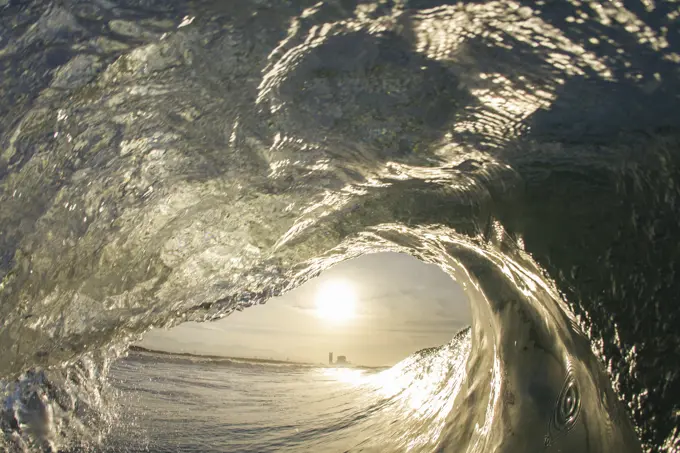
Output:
0 0 678 451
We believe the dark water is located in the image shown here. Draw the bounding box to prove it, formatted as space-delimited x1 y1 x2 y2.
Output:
0 0 679 451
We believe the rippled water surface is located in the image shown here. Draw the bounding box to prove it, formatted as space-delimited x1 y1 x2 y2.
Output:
0 0 679 451
106 333 469 453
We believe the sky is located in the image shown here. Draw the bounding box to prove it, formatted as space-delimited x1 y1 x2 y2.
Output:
138 252 471 366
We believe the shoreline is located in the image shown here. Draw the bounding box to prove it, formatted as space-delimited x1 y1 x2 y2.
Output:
128 345 314 366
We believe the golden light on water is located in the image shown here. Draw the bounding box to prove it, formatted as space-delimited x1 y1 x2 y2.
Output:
321 333 472 451
315 280 357 323
323 367 366 385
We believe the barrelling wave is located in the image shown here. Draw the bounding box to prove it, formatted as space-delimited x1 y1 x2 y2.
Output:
0 0 679 451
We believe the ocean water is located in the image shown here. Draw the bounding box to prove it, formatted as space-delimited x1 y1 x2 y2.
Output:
105 331 469 453
1 0 679 452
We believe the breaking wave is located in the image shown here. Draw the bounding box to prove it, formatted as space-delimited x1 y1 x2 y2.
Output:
1 0 679 451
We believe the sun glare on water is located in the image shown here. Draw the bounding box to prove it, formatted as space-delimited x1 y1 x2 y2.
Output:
315 280 357 323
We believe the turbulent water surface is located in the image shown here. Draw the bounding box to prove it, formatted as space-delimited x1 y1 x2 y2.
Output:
105 334 469 453
0 0 679 451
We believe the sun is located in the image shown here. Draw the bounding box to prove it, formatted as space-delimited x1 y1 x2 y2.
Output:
315 280 357 322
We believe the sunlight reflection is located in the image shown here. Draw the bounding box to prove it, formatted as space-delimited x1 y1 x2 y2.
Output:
323 329 471 425
322 367 367 386
318 335 470 451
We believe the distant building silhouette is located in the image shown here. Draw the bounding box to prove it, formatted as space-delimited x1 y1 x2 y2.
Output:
329 352 333 364
336 355 347 364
